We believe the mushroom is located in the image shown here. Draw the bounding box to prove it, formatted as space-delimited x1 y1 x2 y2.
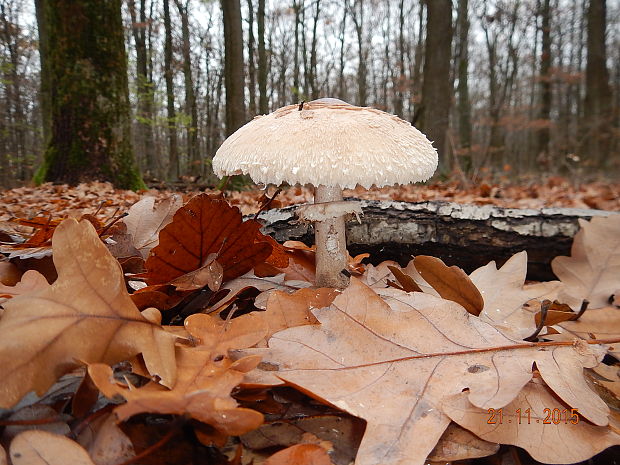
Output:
212 98 438 288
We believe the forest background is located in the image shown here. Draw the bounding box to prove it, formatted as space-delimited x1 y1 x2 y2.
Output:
0 0 618 189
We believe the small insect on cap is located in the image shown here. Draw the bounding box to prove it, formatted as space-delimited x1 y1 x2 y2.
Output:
212 98 438 189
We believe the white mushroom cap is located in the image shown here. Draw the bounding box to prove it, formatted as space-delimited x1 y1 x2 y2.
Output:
212 98 438 189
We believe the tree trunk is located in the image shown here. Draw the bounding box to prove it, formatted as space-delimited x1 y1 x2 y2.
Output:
583 0 612 166
536 0 552 160
419 0 452 170
221 0 246 136
247 0 257 116
257 0 268 114
163 0 178 179
337 0 348 101
351 0 367 106
309 0 321 100
456 0 472 172
292 0 301 101
174 0 199 175
34 0 144 190
34 0 51 153
129 0 156 177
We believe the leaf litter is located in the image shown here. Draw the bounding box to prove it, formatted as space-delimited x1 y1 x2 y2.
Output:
0 188 618 465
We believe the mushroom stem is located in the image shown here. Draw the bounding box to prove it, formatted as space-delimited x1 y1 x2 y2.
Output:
314 185 349 288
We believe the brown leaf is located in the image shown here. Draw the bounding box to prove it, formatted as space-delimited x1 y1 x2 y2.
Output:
89 350 263 436
443 378 620 464
428 423 499 462
123 194 183 259
169 254 223 291
387 265 422 293
0 219 177 408
9 430 96 465
185 313 268 353
76 412 135 465
469 251 563 338
265 444 334 465
0 269 50 301
246 278 610 465
552 215 620 309
0 261 21 286
145 194 273 284
413 256 484 315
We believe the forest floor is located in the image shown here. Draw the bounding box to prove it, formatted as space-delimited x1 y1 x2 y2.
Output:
0 176 618 225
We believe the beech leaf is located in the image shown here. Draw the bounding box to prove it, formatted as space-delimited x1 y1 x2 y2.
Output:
413 256 483 315
0 219 177 408
247 278 610 465
145 194 273 284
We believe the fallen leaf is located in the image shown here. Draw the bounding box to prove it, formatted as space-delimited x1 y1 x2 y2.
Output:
443 378 620 464
9 430 96 465
145 194 273 284
1 405 70 443
123 194 183 259
265 444 333 465
469 251 562 338
169 254 223 291
89 349 264 436
185 312 268 354
413 256 484 315
0 261 21 286
246 278 610 465
386 265 422 293
0 269 50 301
427 423 499 462
76 412 135 465
552 215 620 309
0 219 176 408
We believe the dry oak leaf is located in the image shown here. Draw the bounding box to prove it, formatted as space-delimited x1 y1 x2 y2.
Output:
185 312 268 354
89 349 264 436
76 412 135 465
9 430 96 465
413 256 484 316
123 194 183 259
552 215 620 310
0 219 176 408
427 423 499 462
246 278 610 465
469 251 562 338
0 269 49 302
144 194 273 285
442 378 620 464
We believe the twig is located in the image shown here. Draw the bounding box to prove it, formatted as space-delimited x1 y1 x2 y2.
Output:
98 212 128 237
524 300 551 342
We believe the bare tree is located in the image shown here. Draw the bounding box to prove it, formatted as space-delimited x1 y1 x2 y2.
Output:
456 0 472 173
163 0 178 179
257 0 268 113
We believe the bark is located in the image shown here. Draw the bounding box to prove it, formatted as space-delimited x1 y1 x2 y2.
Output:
34 0 144 190
247 0 257 116
536 0 552 159
350 0 367 106
292 0 301 100
583 0 612 165
456 0 472 171
337 0 348 101
174 0 199 174
393 0 405 118
163 0 178 179
419 0 452 169
129 0 156 176
259 201 617 282
257 0 268 114
221 0 246 136
34 0 50 151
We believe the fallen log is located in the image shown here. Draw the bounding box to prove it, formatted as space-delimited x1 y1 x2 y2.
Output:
257 200 618 281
